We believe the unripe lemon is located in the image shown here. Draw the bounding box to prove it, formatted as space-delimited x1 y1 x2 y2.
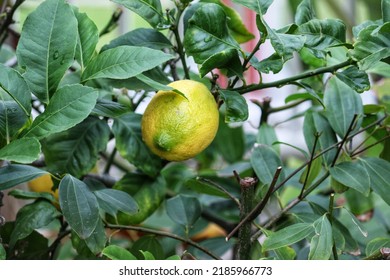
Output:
141 80 219 161
28 174 59 200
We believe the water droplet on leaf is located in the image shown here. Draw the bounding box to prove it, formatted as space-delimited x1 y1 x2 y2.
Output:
53 51 59 60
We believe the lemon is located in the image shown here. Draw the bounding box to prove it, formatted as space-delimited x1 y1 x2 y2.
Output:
141 80 219 161
28 174 59 200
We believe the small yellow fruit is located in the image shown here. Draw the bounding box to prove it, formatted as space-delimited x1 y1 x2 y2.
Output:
28 174 58 200
191 223 227 241
141 80 219 161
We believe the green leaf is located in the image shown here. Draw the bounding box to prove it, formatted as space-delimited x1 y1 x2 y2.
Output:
102 245 137 260
0 244 5 260
309 214 333 260
83 219 107 255
114 174 166 225
112 0 164 28
219 90 248 123
342 207 368 238
131 236 164 260
297 19 346 52
184 4 240 67
329 161 370 196
92 99 129 118
262 223 314 251
250 144 284 185
0 164 48 191
102 28 172 51
295 0 316 25
74 9 99 70
359 157 390 206
366 237 390 256
136 73 186 98
299 156 322 187
214 116 245 163
324 76 363 138
0 138 40 163
350 23 390 70
251 53 284 74
383 0 390 23
185 177 231 199
0 98 28 147
81 46 173 82
93 188 139 217
59 174 100 239
257 123 279 153
8 189 56 203
231 0 273 16
0 63 31 117
112 113 163 177
166 194 202 228
335 66 370 93
198 48 241 77
23 85 98 140
303 111 337 166
263 20 305 62
16 0 78 103
201 0 254 43
9 200 61 248
140 251 155 260
42 117 110 178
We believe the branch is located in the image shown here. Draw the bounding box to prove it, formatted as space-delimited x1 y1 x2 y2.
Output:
235 59 355 94
99 8 122 37
0 0 25 46
327 193 338 260
106 223 221 260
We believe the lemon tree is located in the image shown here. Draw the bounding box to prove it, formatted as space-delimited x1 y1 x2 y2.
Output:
142 80 219 161
0 0 389 261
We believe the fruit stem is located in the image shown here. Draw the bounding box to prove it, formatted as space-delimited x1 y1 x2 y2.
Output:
171 7 190 80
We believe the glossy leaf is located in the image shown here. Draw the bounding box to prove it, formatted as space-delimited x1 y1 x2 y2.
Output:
102 245 137 260
131 236 164 260
198 48 241 77
350 23 390 70
42 117 110 178
184 4 240 67
93 188 139 217
257 123 279 153
8 189 56 203
81 46 173 82
262 223 314 251
9 200 61 248
297 19 346 51
295 0 316 25
303 111 337 166
59 174 100 239
359 157 390 206
23 85 98 140
112 113 163 177
214 116 245 163
299 156 322 187
75 9 99 70
0 98 28 147
112 0 164 28
263 20 305 62
335 66 370 93
251 53 284 74
309 215 333 260
329 161 370 196
83 219 107 255
0 164 48 191
92 98 129 118
250 144 284 185
185 178 231 199
102 28 172 51
231 0 273 16
384 0 390 23
0 138 40 164
342 207 369 238
0 63 31 116
166 195 202 228
324 76 363 138
16 0 78 103
219 90 249 123
366 237 390 256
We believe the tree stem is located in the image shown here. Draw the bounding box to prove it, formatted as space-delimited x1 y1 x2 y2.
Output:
171 8 190 80
327 193 338 260
235 59 355 94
